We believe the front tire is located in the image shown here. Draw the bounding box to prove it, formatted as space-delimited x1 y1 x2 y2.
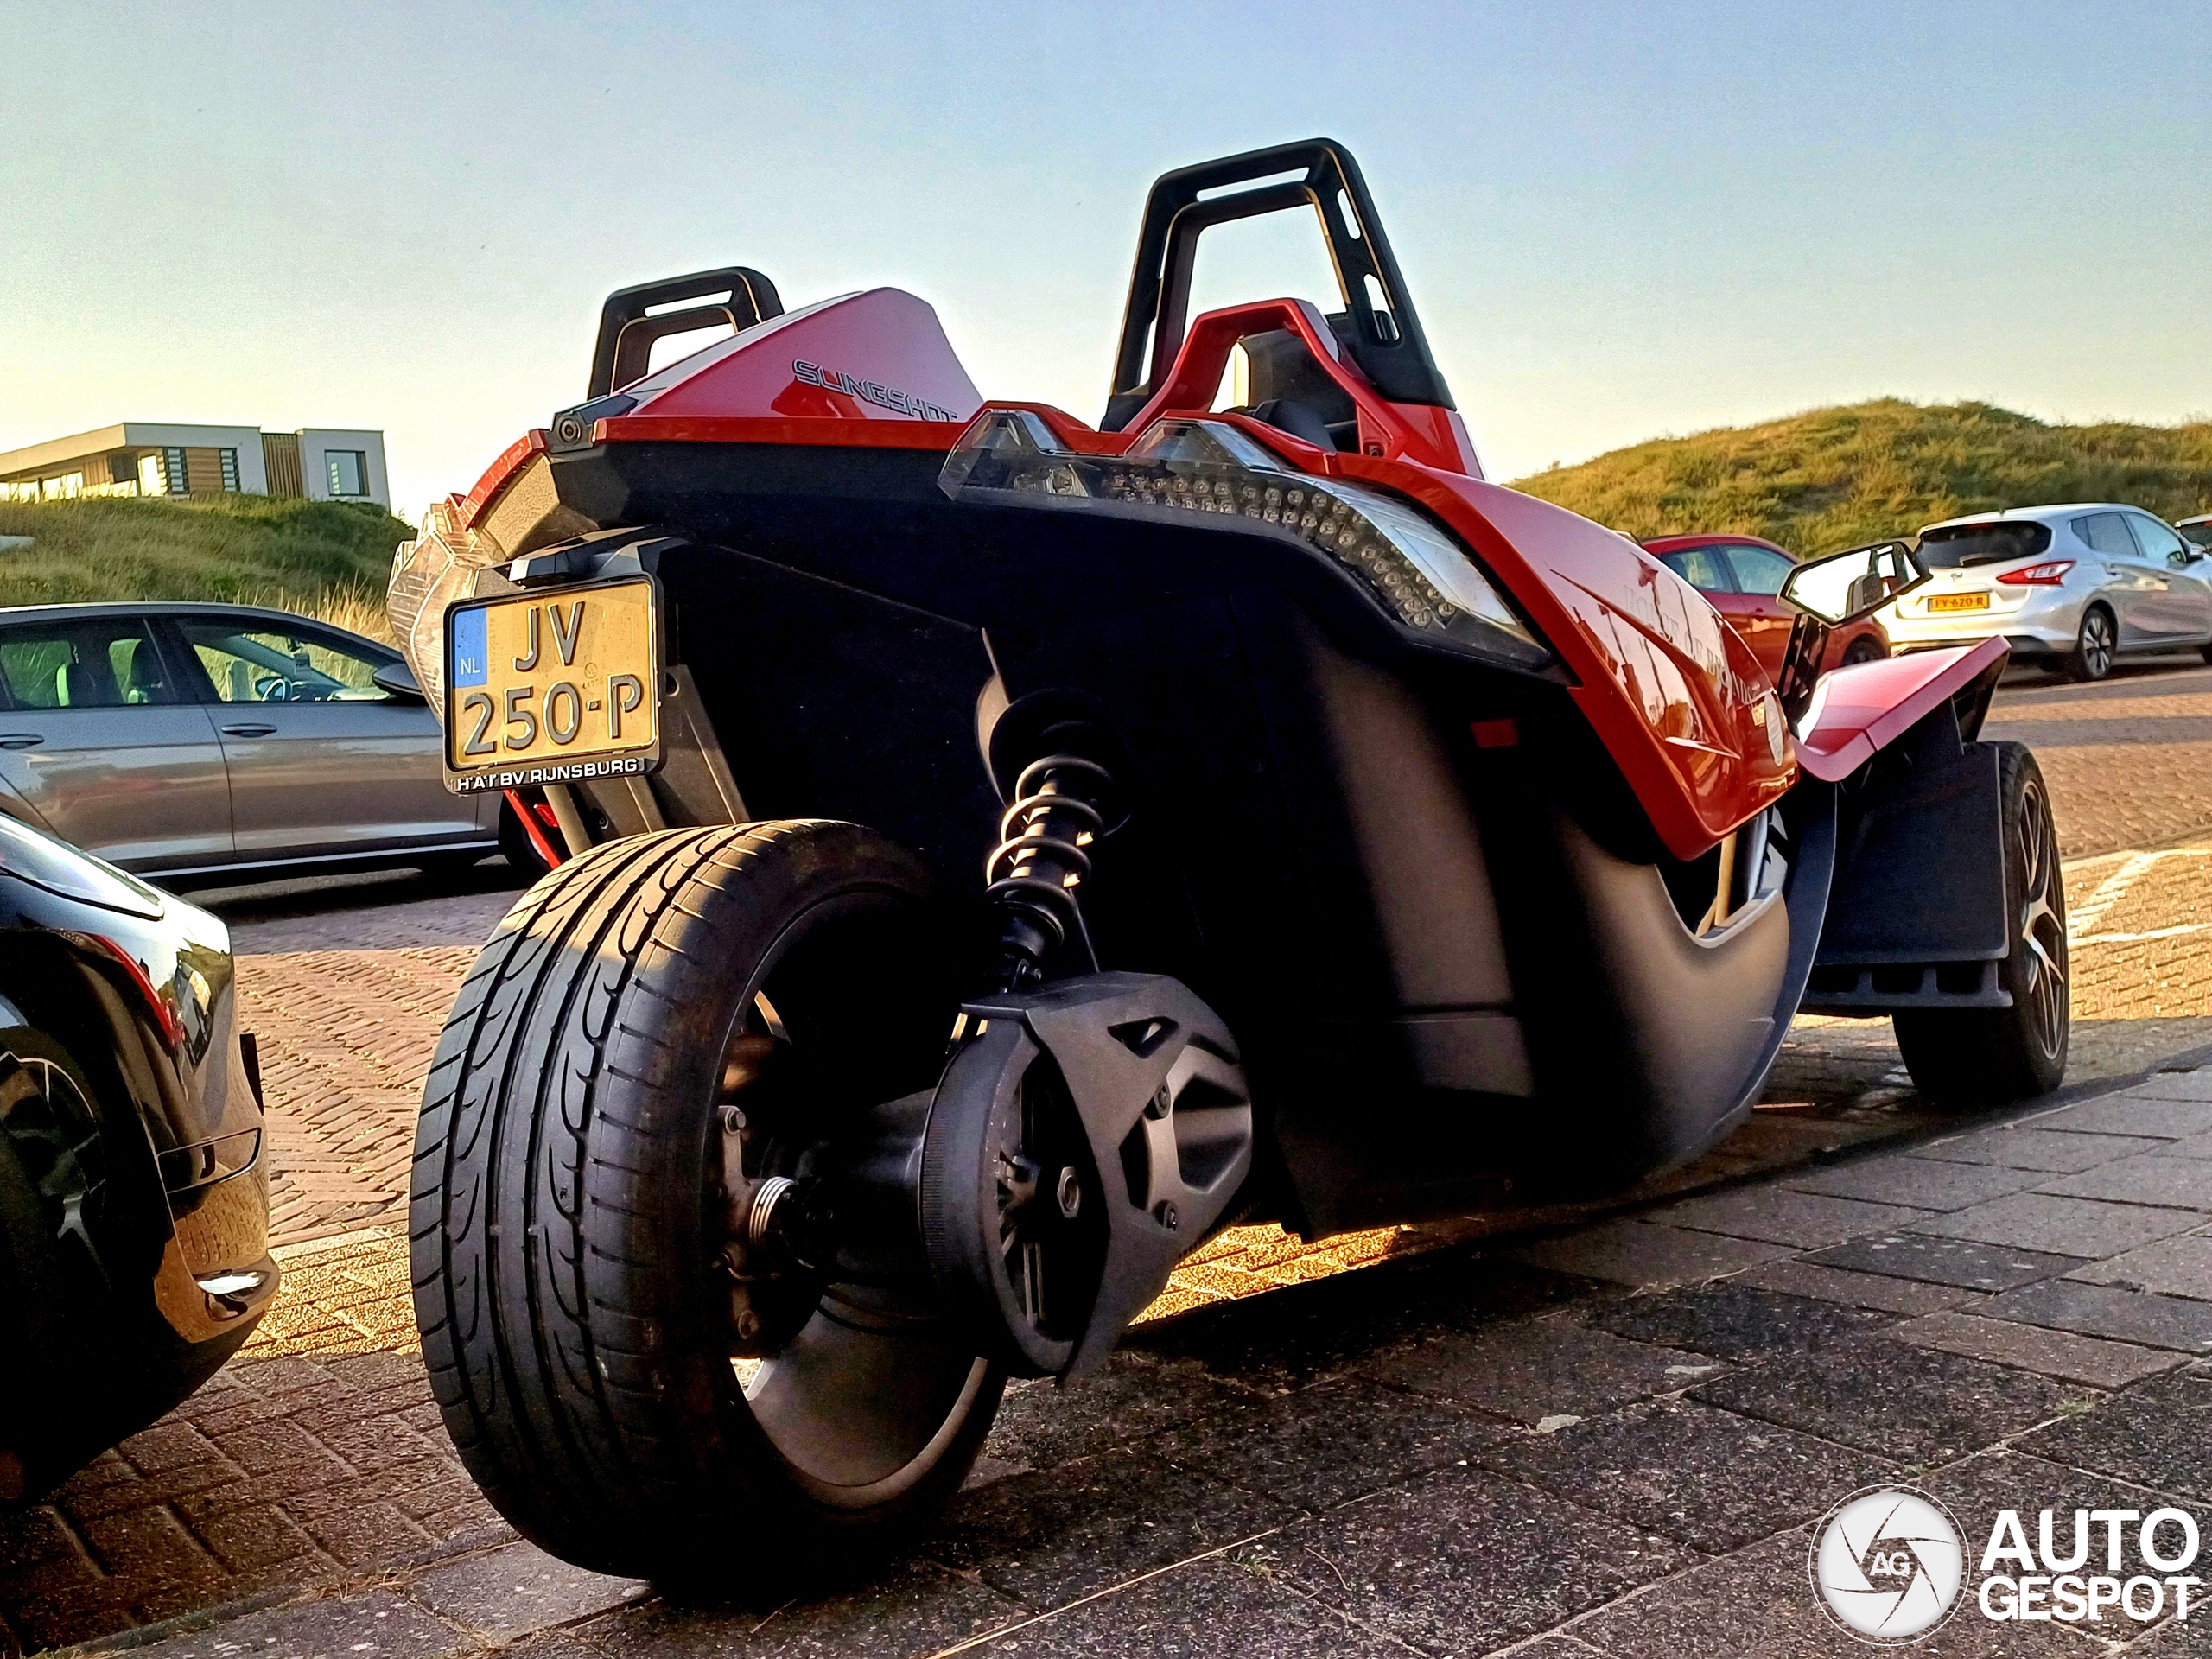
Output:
2063 606 2114 682
1840 635 1886 667
1892 744 2068 1107
410 822 1001 1586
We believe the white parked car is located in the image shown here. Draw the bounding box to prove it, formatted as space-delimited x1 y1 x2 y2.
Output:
2179 513 2212 554
1882 504 2212 681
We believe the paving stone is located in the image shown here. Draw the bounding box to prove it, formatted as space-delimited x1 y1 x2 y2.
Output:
1567 1524 2101 1657
406 1539 648 1642
1357 1317 1724 1426
1736 1257 1993 1315
1804 1231 2086 1291
974 1554 1403 1656
1246 1466 1700 1653
188 1504 328 1575
2046 1093 2212 1138
1909 1191 2203 1258
1893 1310 2188 1389
1147 1374 1507 1512
983 1351 1257 1472
117 1421 225 1476
1982 1279 2212 1352
1645 1186 1930 1249
2037 1152 2212 1211
2012 1368 2212 1502
2123 1613 2212 1656
301 1499 433 1567
1475 1398 1895 1554
1510 1218 1795 1287
2068 1232 2212 1300
1126 1252 1599 1391
925 1448 1295 1607
581 1559 1025 1659
2118 1070 2212 1103
1580 1281 1892 1359
123 1588 471 1659
1915 1127 2166 1173
1688 1338 2083 1465
1785 1154 2040 1212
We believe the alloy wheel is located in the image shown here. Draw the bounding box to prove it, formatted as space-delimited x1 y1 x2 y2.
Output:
2015 776 2068 1059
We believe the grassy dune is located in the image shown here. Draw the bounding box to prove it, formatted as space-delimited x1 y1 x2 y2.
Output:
1512 399 2212 554
0 495 410 640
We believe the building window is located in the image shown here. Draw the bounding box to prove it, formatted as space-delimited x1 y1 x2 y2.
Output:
219 448 240 492
163 448 188 495
326 450 367 497
40 473 84 500
138 454 164 496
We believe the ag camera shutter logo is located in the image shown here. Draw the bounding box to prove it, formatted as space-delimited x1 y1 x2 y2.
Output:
1811 1485 1967 1644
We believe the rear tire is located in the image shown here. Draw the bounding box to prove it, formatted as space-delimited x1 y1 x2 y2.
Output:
1840 635 1886 666
1892 744 2068 1107
410 822 1001 1586
2063 607 2114 682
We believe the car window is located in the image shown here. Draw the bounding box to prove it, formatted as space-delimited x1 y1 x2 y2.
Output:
2074 512 2140 559
1655 545 1738 594
2125 513 2190 563
1723 544 1796 598
2180 521 2212 552
175 618 391 703
0 618 175 709
1919 522 2052 568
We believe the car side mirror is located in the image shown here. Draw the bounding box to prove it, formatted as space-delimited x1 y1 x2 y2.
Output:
2170 550 2195 569
1781 539 1929 626
372 660 425 702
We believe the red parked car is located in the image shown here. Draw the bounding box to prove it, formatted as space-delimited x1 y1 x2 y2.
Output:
1643 534 1890 683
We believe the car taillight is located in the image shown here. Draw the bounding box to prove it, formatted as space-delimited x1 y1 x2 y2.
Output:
1996 561 2074 587
940 410 1550 671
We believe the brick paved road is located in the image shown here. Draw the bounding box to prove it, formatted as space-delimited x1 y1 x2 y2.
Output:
10 1064 2205 1657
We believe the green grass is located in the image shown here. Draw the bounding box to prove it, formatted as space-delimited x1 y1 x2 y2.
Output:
1510 399 2212 554
0 494 411 641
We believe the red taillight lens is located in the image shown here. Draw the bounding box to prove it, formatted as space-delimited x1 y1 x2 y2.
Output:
1997 560 2075 587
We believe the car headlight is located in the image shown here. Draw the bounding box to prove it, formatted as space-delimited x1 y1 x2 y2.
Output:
939 411 1550 671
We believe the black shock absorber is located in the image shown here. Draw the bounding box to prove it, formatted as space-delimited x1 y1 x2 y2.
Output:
985 753 1116 990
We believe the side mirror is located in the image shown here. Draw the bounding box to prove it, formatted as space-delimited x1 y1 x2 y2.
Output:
2170 550 2195 570
1782 539 1929 626
372 659 425 702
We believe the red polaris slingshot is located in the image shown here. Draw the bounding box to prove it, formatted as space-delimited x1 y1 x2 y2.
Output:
389 141 2066 1584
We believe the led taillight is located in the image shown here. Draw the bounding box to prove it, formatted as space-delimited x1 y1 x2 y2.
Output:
1996 561 2075 587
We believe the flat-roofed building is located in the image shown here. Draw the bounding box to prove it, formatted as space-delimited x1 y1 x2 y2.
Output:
0 423 389 508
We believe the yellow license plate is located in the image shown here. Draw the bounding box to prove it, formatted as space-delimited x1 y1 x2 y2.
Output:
444 578 661 792
1928 592 1990 613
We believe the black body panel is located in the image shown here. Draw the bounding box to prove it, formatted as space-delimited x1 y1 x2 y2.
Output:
0 845 275 1500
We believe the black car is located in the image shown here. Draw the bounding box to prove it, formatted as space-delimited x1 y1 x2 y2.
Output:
0 811 276 1502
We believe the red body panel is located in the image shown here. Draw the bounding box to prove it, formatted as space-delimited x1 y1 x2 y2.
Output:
1794 638 2009 782
1641 533 1891 682
1363 469 1796 855
620 288 982 424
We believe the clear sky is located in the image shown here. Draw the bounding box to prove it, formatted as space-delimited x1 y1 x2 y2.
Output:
3 1 2206 518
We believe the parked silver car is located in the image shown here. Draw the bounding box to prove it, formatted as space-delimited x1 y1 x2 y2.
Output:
0 602 499 882
1881 504 2212 681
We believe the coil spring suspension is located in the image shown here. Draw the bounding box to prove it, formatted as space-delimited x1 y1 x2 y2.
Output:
986 753 1116 990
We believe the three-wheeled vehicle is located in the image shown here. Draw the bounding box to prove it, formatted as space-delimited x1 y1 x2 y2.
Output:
389 141 2066 1583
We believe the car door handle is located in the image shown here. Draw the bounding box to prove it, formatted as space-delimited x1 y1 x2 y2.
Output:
219 722 278 737
0 734 42 749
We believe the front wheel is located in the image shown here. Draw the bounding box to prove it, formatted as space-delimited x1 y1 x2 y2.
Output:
2063 607 2114 682
1892 744 2068 1106
410 822 1001 1585
1839 635 1887 667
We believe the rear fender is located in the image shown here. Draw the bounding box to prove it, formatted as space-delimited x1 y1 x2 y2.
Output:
1794 638 2009 780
